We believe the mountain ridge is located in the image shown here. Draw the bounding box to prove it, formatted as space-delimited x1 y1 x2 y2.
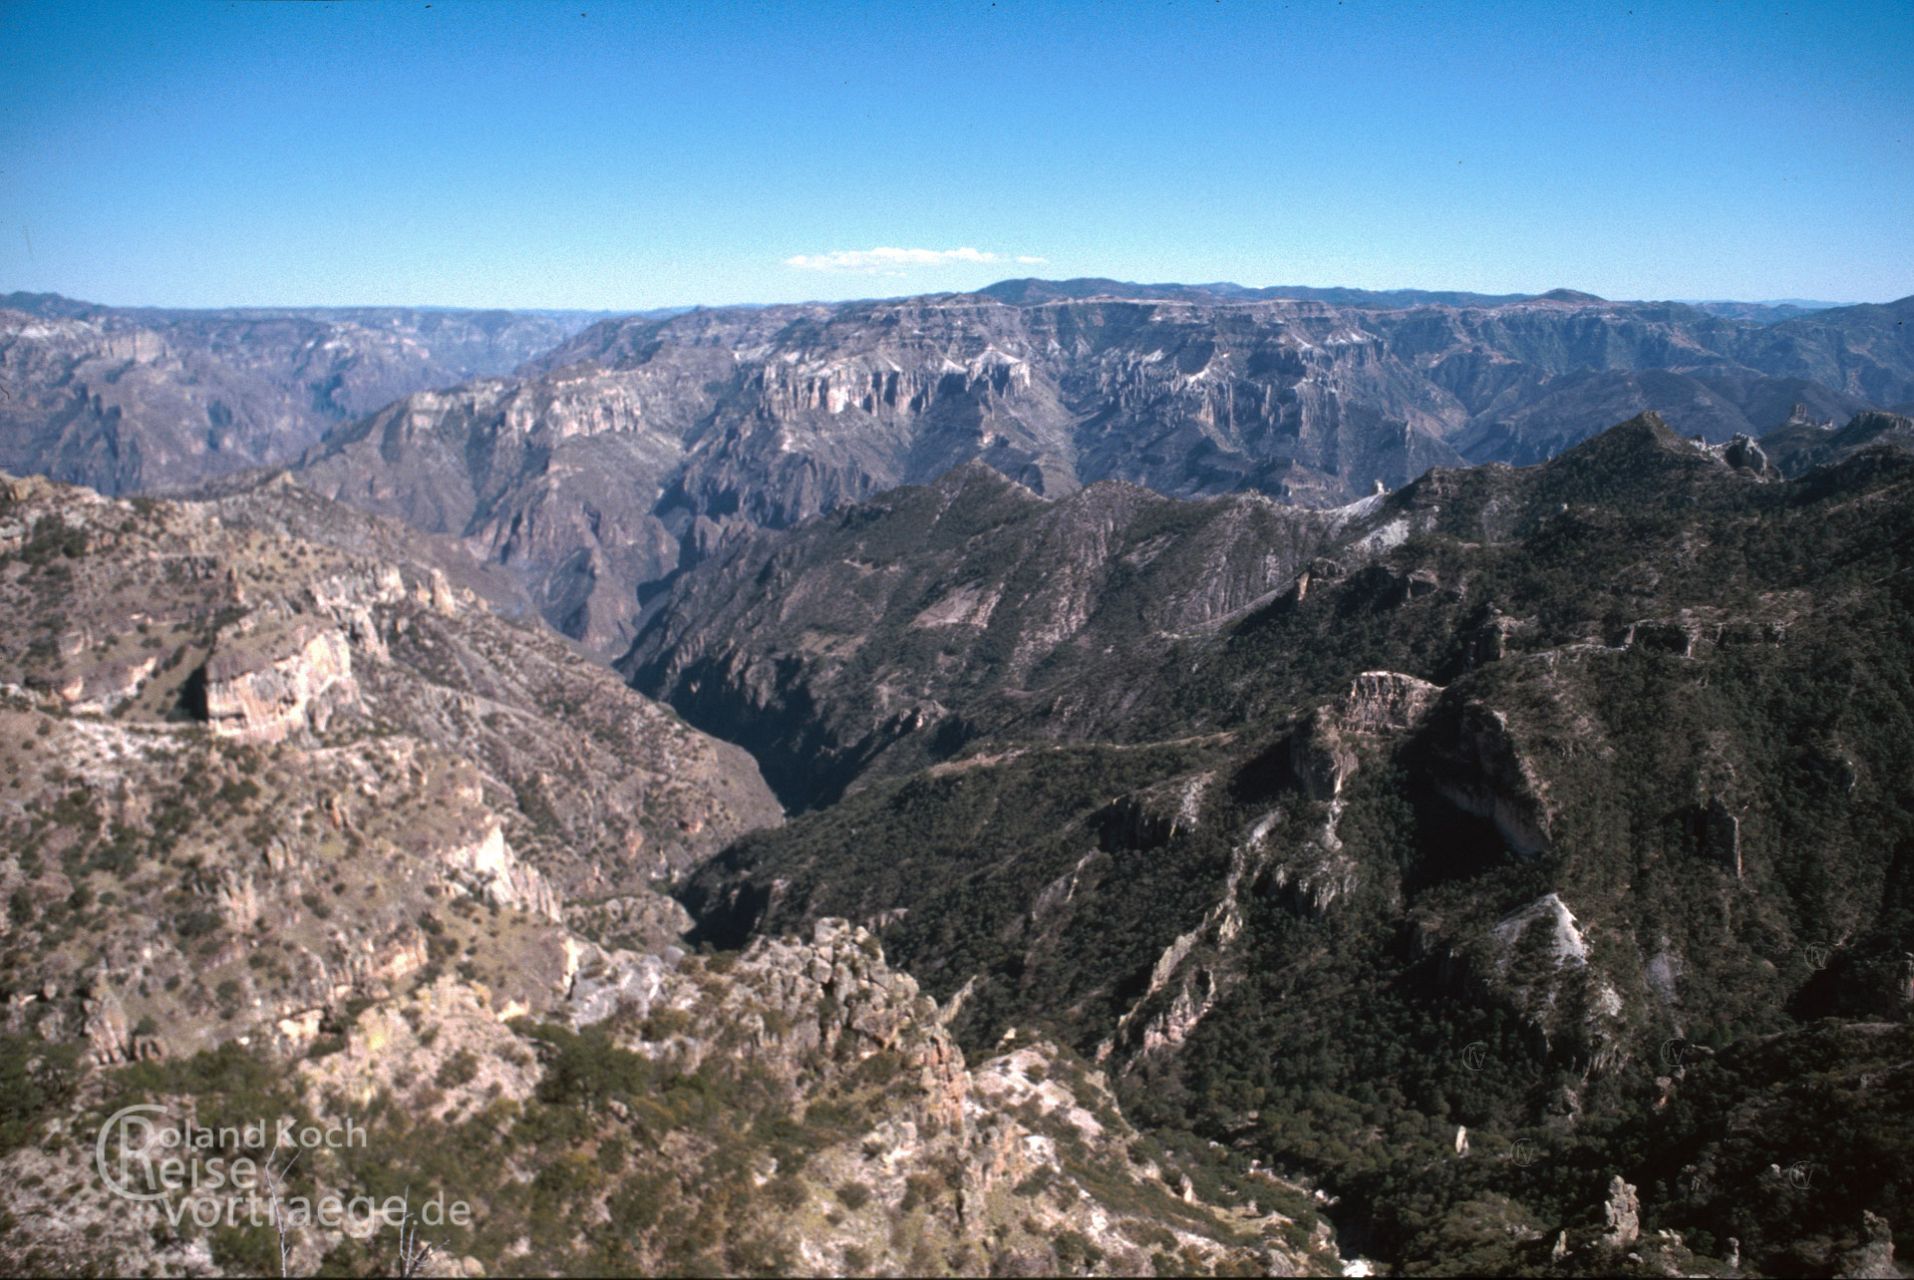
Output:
287 288 1911 655
7 281 1911 664
0 294 613 497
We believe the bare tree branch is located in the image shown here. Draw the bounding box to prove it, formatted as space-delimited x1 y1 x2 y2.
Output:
393 1186 441 1280
260 1134 302 1279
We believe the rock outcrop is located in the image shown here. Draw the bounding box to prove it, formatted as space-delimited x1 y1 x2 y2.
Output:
200 621 358 743
1426 700 1553 856
1839 1211 1899 1280
0 472 779 1069
1601 1176 1641 1249
439 821 563 922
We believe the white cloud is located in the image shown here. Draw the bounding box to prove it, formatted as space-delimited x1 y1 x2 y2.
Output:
783 246 1047 274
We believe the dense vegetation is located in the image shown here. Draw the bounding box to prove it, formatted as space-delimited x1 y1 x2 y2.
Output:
681 421 1914 1273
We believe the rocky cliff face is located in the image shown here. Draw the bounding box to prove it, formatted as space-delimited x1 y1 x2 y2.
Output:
0 295 606 495
199 620 359 743
284 287 1911 656
1760 408 1914 476
0 468 779 935
6 285 1905 658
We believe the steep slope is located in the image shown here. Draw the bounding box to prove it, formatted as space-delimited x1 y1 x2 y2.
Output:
623 462 1340 808
629 409 1909 812
0 474 1333 1277
1760 407 1914 477
292 357 731 651
670 414 1914 1275
1451 367 1870 465
0 470 778 895
1733 294 1914 405
292 287 1914 657
0 295 607 495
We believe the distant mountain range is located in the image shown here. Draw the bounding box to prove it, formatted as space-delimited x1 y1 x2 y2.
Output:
295 283 1914 654
0 293 621 494
979 278 1852 323
3 283 1911 657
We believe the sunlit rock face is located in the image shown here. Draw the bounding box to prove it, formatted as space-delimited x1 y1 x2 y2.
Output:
290 290 1912 655
201 622 358 744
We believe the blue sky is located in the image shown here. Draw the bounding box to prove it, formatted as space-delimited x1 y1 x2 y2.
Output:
1 0 1909 309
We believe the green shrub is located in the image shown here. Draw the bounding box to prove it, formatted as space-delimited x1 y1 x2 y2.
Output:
436 1049 479 1089
0 1036 78 1155
766 1175 808 1210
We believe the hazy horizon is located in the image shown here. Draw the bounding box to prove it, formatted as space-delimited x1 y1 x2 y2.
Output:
4 0 1910 310
0 277 1884 316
